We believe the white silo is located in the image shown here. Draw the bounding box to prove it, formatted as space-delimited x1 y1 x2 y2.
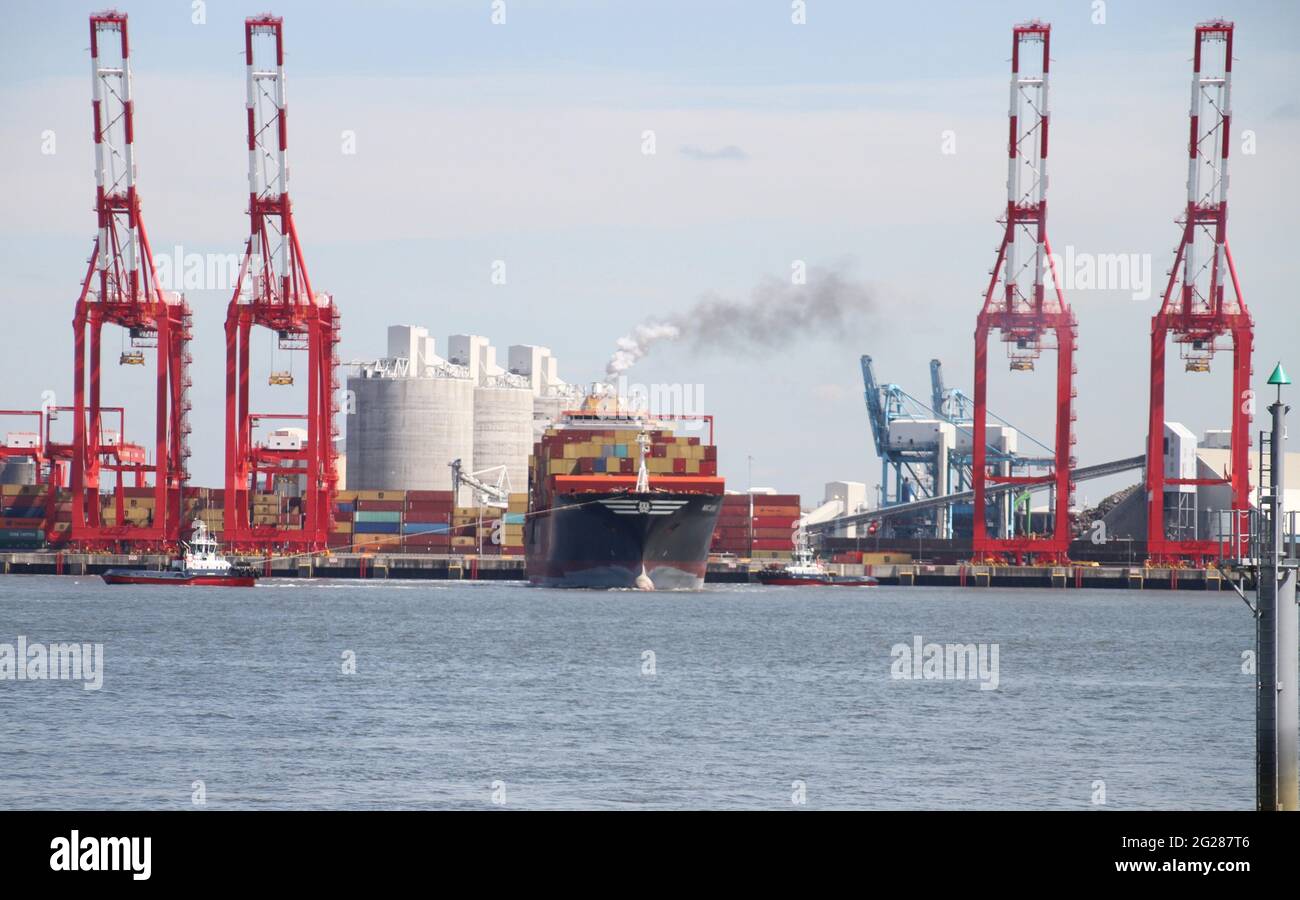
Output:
472 385 533 493
346 371 474 492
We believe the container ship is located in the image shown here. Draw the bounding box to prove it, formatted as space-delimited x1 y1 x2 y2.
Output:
525 394 723 589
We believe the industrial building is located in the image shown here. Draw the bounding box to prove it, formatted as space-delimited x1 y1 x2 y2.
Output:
345 325 579 500
1100 424 1300 544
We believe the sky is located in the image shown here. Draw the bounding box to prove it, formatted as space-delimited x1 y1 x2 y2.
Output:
1 0 1298 506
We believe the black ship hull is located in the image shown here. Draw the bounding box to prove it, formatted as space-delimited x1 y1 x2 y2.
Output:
525 491 722 590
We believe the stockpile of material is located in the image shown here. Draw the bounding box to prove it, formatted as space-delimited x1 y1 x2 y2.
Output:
709 492 801 559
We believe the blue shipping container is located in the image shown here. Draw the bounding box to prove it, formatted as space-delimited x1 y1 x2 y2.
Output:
402 522 450 535
354 521 400 534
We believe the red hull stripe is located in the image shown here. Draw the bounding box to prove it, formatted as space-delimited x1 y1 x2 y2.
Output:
101 574 256 587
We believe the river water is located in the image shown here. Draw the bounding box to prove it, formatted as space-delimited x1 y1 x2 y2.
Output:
0 576 1256 809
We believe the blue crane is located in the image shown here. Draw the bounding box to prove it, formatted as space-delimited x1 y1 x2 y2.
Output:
862 355 1059 537
861 355 944 510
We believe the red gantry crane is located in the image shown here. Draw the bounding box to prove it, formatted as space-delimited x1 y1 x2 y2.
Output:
1145 20 1253 566
224 14 340 551
69 12 192 552
971 21 1076 565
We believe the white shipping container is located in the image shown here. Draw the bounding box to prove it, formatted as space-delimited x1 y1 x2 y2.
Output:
4 432 39 449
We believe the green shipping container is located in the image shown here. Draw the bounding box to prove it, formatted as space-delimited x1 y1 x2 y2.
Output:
354 510 402 524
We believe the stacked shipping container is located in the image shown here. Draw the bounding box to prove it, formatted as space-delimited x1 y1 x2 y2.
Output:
709 492 802 559
529 426 718 491
331 489 527 554
0 483 526 556
0 483 50 549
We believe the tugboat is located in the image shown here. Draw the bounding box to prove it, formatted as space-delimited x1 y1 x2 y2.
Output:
757 530 878 587
101 519 258 587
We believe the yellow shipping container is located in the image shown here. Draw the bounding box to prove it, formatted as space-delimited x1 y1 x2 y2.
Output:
861 552 912 565
354 489 406 501
356 535 400 550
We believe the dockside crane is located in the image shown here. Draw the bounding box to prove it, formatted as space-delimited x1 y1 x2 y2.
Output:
1144 20 1253 566
224 14 341 550
929 359 973 424
861 355 941 510
68 12 193 552
971 21 1077 565
449 459 512 510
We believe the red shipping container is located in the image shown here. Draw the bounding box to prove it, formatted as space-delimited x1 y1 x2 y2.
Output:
712 527 750 540
764 494 800 506
672 458 686 474
334 510 354 522
753 505 800 518
405 501 452 516
407 490 453 503
698 461 718 476
751 515 799 529
358 499 404 511
405 512 451 525
751 539 794 551
753 528 795 540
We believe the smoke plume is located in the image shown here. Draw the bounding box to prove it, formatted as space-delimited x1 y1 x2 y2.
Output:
605 323 681 377
604 266 877 379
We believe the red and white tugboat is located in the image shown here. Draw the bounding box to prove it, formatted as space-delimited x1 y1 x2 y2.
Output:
757 530 878 587
101 519 258 587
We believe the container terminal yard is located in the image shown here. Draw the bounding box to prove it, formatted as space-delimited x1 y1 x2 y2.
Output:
0 13 1296 592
